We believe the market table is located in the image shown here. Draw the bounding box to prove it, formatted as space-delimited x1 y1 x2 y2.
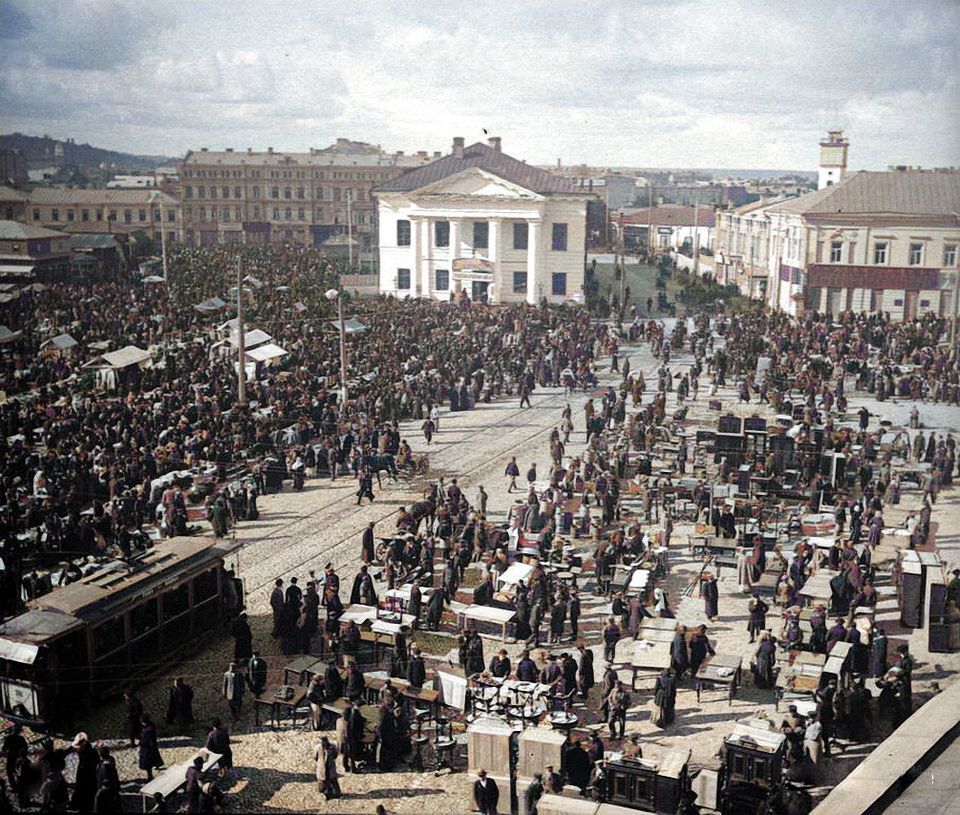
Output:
624 640 672 690
459 604 516 643
254 686 308 729
695 653 743 704
637 617 680 644
139 750 221 813
282 655 326 687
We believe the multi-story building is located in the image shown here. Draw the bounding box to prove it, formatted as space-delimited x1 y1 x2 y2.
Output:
714 198 785 299
0 187 29 222
618 206 715 253
765 168 960 319
178 139 435 255
374 137 594 304
25 188 182 245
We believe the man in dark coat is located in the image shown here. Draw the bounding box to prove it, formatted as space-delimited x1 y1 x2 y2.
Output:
701 574 719 620
577 643 595 698
270 579 284 637
653 670 676 727
670 626 689 677
350 566 377 606
516 650 538 682
489 649 511 679
408 581 423 624
360 522 376 564
688 625 715 680
232 613 253 663
568 591 581 639
323 662 344 701
407 647 427 688
426 585 446 630
247 652 268 696
166 677 195 727
473 769 500 815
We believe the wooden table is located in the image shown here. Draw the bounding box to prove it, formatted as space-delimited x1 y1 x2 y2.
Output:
459 604 516 642
139 750 221 812
775 653 825 709
637 617 680 644
695 653 743 704
282 656 326 687
625 640 672 690
254 686 308 729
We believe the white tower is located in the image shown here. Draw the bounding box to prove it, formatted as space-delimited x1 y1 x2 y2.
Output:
818 130 849 190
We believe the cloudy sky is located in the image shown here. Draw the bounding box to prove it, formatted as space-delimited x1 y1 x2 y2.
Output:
2 0 958 170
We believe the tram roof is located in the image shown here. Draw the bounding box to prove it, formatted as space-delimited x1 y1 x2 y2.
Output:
20 537 237 629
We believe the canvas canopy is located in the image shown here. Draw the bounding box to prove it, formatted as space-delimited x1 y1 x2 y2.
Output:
194 296 227 313
84 345 151 369
224 328 272 348
40 333 78 352
0 325 21 344
328 317 367 334
245 343 287 362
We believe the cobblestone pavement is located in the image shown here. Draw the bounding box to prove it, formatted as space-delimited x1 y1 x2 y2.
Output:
37 319 960 813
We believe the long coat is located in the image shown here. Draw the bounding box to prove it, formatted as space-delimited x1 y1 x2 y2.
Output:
577 649 595 693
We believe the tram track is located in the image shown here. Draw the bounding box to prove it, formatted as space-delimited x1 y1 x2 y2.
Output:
235 381 599 603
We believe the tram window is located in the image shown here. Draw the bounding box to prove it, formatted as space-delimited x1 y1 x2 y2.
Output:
194 569 218 603
732 754 745 778
637 777 650 802
754 757 767 782
162 584 190 619
614 775 626 797
93 619 125 658
131 599 159 638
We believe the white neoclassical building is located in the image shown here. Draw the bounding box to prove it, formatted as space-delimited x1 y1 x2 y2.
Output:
373 137 594 304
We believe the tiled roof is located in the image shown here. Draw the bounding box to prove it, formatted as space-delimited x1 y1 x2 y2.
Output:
767 170 960 216
182 148 428 169
27 188 178 207
0 220 69 240
373 142 582 195
0 187 29 203
620 206 716 228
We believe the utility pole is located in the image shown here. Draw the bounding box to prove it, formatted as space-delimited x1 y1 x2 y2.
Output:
618 211 625 309
692 197 700 276
647 183 653 260
149 190 168 281
236 257 246 405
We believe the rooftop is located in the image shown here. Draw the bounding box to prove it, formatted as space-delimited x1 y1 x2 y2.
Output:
620 205 717 228
182 139 436 168
374 140 582 195
768 169 960 216
0 220 69 240
28 188 179 207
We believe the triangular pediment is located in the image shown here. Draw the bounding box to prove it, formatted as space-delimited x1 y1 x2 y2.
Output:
411 168 543 200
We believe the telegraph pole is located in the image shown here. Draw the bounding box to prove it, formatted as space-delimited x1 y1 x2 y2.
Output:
236 257 246 405
692 197 700 276
618 211 626 310
347 190 353 270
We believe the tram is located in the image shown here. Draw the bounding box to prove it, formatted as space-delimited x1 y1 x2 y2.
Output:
0 536 242 732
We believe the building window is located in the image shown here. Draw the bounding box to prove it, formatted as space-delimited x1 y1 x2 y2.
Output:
123 210 131 224
513 271 528 293
81 209 89 222
473 221 488 249
198 185 205 197
234 186 242 198
944 244 958 266
873 241 888 265
185 186 193 198
551 272 567 295
96 209 103 221
513 222 528 250
33 208 40 221
221 208 229 221
139 209 147 222
908 242 923 265
167 210 175 222
67 209 75 221
434 220 450 247
397 268 411 289
830 241 842 263
222 186 229 198
109 210 117 221
252 186 259 198
435 269 449 290
51 208 59 221
273 207 280 219
397 220 411 246
253 205 260 219
284 188 292 200
297 187 304 199
552 222 568 251
298 208 305 220
284 207 292 221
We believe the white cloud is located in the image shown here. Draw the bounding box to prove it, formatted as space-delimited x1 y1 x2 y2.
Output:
1 0 957 169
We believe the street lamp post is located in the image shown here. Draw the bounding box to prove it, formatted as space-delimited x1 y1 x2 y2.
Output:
326 286 348 414
149 190 168 281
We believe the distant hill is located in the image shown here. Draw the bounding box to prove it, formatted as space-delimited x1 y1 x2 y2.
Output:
0 132 173 171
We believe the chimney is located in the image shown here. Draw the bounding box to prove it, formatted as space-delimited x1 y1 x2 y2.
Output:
267 147 273 154
247 147 252 154
201 147 208 152
417 150 427 159
433 151 441 158
396 151 404 156
452 136 465 158
487 136 501 152
225 147 234 152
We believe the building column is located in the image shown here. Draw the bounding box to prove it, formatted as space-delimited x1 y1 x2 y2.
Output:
526 219 540 305
420 218 432 299
488 217 501 304
411 216 423 297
